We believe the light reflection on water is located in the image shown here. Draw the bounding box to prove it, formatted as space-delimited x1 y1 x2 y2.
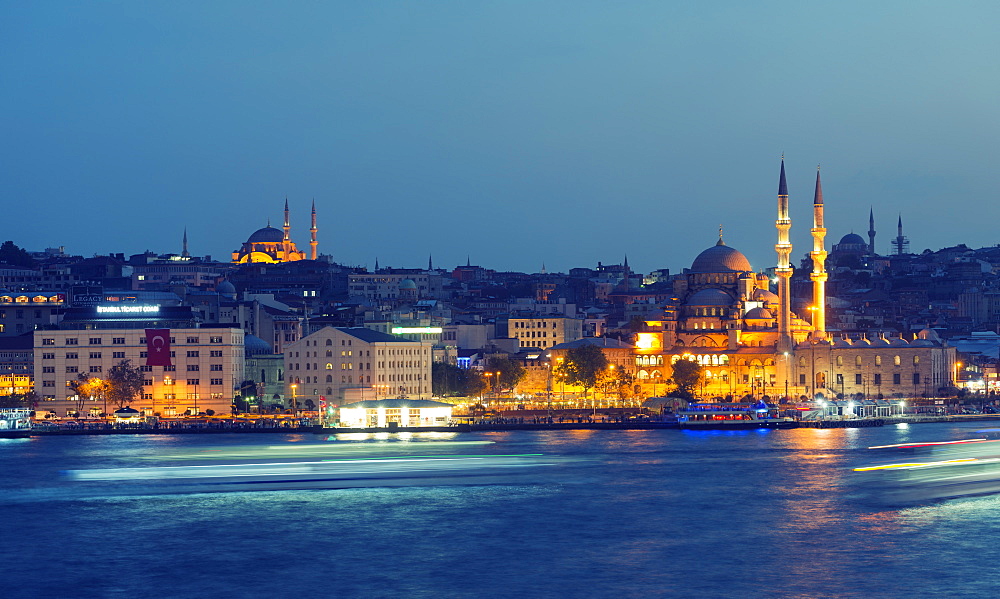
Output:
2 424 999 598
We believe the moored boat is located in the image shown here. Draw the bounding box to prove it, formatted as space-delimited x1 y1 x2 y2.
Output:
676 402 795 429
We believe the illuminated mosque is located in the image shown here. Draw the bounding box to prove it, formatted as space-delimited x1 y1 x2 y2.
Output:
232 199 318 264
636 160 955 400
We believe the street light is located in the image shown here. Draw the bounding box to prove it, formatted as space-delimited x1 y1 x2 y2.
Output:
290 383 298 413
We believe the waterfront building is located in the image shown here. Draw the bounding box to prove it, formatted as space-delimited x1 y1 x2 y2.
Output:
283 327 433 409
336 398 453 428
33 325 244 417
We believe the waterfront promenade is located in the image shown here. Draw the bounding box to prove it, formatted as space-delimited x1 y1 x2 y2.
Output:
15 412 1000 436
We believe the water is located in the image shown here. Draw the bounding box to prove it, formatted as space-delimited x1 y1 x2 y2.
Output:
2 423 999 598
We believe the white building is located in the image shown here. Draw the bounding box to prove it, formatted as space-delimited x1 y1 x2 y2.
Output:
34 327 244 417
284 327 433 408
337 398 453 428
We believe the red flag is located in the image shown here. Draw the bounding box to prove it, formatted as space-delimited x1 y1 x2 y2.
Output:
145 329 172 367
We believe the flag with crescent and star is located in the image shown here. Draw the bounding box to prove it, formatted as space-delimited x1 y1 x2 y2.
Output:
145 329 172 367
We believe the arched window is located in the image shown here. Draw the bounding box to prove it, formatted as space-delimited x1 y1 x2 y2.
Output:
326 339 332 346
799 357 806 367
913 355 920 365
326 350 332 357
325 363 333 370
855 355 862 368
326 375 332 383
836 356 843 367
875 355 882 366
894 355 901 366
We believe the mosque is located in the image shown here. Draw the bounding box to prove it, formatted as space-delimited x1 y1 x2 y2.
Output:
232 200 318 264
635 160 955 401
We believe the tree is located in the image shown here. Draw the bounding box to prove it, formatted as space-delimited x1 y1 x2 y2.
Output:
0 391 38 409
669 359 703 401
555 344 609 398
70 373 111 415
485 356 526 393
0 241 35 268
106 359 144 409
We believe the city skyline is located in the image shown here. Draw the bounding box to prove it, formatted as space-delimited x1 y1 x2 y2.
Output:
4 2 998 273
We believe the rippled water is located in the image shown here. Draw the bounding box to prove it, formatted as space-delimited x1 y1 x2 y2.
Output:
2 423 999 598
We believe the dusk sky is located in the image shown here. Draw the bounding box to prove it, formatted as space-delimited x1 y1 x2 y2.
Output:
4 1 998 274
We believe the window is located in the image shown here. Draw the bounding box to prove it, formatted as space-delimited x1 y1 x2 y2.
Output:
89 338 102 345
143 379 153 386
42 353 54 360
893 373 901 385
89 366 102 373
142 394 153 400
875 356 882 366
89 352 102 359
874 374 881 385
66 353 77 360
163 365 176 372
854 374 862 385
210 350 223 357
66 366 78 373
210 364 223 371
836 356 843 367
187 337 199 344
139 365 152 372
210 378 223 385
913 356 920 365
112 352 125 359
799 374 806 385
112 338 125 345
836 373 844 385
42 338 55 345
42 366 55 373
210 336 222 343
164 378 175 385
140 351 148 358
913 373 921 385
187 379 200 386
894 355 901 366
186 365 199 371
855 356 862 368
66 338 78 345
187 351 199 358
42 380 55 387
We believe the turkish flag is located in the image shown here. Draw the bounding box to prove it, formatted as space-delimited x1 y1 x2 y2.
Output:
145 329 172 367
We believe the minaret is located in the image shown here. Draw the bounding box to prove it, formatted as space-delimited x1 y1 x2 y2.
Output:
893 214 909 255
867 207 876 255
282 197 291 257
810 167 828 340
309 199 318 260
428 254 434 271
775 157 793 352
182 227 190 258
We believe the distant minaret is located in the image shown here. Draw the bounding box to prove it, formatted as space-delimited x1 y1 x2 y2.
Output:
867 207 876 255
182 227 190 258
893 214 909 255
374 257 379 272
428 254 434 271
623 253 630 288
309 199 318 260
810 167 828 340
540 262 547 275
282 197 291 257
775 157 793 352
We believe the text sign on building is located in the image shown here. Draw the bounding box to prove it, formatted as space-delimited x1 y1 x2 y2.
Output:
391 327 443 334
96 305 161 314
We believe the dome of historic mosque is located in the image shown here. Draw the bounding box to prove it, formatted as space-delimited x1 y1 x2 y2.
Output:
752 288 779 303
744 307 774 320
686 288 734 306
398 278 418 290
216 280 236 297
247 226 284 243
690 240 753 273
838 233 867 246
244 334 274 357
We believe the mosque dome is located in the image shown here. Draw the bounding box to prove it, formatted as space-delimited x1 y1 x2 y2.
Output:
247 226 284 243
745 307 774 320
690 240 752 273
838 233 866 246
686 288 734 306
217 280 236 297
398 278 418 290
244 334 274 357
752 289 779 303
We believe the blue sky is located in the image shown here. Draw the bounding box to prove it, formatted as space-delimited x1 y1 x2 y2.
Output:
3 1 998 274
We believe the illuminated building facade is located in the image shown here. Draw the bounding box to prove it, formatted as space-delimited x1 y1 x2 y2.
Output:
284 327 433 408
0 292 65 337
33 326 244 417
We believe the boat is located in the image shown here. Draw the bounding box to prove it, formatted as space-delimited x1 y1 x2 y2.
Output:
0 408 33 438
676 402 796 429
853 435 1000 504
